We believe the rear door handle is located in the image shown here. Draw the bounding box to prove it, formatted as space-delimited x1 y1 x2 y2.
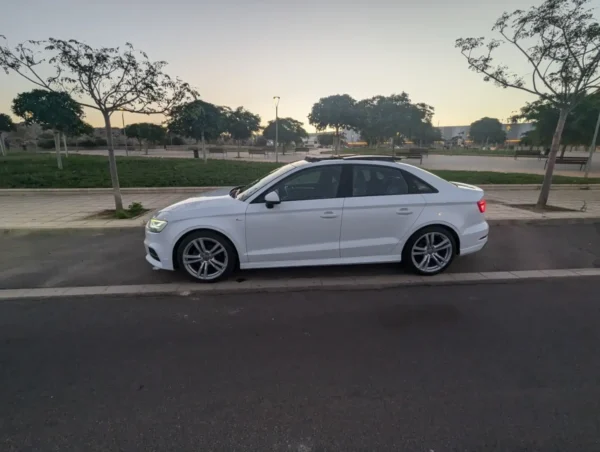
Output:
320 211 338 219
396 208 413 215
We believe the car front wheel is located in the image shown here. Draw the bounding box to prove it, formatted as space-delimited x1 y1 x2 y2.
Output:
176 231 236 282
404 226 456 275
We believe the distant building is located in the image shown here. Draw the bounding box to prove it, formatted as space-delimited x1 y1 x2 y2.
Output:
437 123 534 142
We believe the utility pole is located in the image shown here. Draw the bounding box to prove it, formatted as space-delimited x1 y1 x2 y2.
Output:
273 96 280 163
585 110 600 178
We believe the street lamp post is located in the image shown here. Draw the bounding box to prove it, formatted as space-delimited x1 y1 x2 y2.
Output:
273 96 280 163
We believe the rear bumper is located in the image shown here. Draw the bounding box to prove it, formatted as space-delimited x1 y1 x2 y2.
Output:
459 221 489 256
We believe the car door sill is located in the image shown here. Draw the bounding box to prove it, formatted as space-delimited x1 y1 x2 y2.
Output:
240 255 403 270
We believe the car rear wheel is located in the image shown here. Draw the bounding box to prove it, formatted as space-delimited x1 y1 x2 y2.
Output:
176 231 236 282
404 226 456 275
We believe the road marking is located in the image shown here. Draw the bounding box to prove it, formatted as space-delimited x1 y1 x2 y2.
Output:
1 268 600 300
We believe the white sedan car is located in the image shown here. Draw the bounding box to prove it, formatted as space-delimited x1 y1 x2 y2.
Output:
144 156 489 282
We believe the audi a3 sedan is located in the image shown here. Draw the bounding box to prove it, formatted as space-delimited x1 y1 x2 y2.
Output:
144 156 489 282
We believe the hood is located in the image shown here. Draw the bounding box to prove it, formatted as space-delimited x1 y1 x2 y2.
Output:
155 194 245 220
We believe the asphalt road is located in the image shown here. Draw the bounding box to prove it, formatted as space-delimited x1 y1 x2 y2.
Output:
1 223 600 289
2 279 600 451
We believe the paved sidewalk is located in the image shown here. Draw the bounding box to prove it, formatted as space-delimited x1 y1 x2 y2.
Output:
1 186 600 230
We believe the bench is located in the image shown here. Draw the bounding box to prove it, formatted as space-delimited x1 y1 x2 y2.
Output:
545 156 589 170
295 147 310 153
395 152 423 164
408 148 429 157
514 150 541 159
208 147 226 158
248 148 269 158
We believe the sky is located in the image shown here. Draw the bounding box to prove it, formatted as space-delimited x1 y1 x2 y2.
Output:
2 0 595 130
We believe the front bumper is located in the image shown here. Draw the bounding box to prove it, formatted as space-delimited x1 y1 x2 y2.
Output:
144 235 175 271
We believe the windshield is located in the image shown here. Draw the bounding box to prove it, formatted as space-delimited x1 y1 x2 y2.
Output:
235 162 305 201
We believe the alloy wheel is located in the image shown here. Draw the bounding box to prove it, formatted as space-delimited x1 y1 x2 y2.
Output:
182 237 229 281
410 232 453 274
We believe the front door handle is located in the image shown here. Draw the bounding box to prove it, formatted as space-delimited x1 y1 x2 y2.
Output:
396 208 413 216
320 211 338 219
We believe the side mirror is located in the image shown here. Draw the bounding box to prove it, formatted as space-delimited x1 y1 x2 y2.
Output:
264 191 280 208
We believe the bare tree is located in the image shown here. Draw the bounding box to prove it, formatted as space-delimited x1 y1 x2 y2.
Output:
456 0 600 208
0 37 196 210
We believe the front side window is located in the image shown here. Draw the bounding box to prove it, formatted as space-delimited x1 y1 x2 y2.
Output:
268 165 343 202
351 165 409 197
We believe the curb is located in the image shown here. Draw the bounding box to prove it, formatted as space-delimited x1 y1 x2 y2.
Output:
2 268 600 300
1 184 599 195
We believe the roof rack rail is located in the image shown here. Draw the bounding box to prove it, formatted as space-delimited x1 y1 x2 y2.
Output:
304 154 400 163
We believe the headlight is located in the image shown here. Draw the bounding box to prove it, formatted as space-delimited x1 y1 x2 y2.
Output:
147 218 168 233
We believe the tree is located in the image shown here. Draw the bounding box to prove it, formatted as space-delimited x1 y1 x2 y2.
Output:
456 0 600 208
262 118 307 149
0 37 195 210
0 113 15 156
125 123 166 153
167 100 225 161
317 133 335 146
469 117 506 145
512 92 600 154
353 94 435 150
308 94 357 154
226 107 261 157
12 89 85 168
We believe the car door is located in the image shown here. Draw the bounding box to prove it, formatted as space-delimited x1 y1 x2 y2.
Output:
244 164 344 264
340 164 426 259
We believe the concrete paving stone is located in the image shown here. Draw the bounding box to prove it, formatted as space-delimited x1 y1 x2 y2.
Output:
509 270 548 278
480 271 519 280
62 286 109 296
0 289 32 300
540 269 580 277
104 284 178 295
450 272 489 281
25 287 70 297
573 268 600 276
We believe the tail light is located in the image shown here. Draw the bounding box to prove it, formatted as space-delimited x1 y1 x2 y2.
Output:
477 199 486 213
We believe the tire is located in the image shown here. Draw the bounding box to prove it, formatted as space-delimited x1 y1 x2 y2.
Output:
403 226 457 276
176 231 237 282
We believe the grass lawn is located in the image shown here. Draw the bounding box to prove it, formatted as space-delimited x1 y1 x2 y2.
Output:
1 153 598 188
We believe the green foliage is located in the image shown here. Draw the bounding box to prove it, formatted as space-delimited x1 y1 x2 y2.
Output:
308 94 357 134
262 117 308 145
317 133 335 146
255 136 268 147
469 117 506 144
353 94 438 146
12 90 85 133
169 136 186 145
0 113 16 132
226 107 261 142
125 123 166 145
512 93 600 147
2 153 598 188
167 100 225 142
115 201 147 219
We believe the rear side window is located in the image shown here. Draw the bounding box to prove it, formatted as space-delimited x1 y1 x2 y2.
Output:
402 170 438 194
351 165 409 197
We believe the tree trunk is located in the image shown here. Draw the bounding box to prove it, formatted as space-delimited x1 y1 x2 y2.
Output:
202 132 207 162
145 141 149 155
237 140 241 159
53 130 63 170
335 127 339 156
103 111 124 211
560 144 567 158
536 108 569 209
0 133 6 156
62 133 69 157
